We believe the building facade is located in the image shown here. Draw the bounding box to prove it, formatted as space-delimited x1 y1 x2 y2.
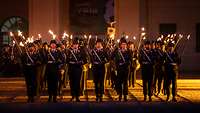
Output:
0 0 199 72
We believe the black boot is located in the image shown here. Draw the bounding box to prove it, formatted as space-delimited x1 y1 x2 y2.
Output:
70 96 75 101
166 95 169 102
48 95 52 102
124 95 128 102
172 97 177 102
76 96 80 102
119 95 122 102
149 96 152 102
144 95 147 102
53 96 57 103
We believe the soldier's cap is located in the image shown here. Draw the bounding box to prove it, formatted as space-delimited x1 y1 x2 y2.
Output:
56 43 62 48
96 38 103 43
120 37 127 44
72 37 79 44
144 40 151 45
50 39 57 44
43 42 48 46
27 43 35 48
167 42 174 47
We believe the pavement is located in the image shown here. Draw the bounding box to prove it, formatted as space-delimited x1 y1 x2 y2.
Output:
0 77 200 113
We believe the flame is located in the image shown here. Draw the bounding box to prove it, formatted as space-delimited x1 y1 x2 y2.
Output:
125 35 129 39
18 30 23 37
141 27 145 31
117 39 120 43
133 36 136 40
84 35 87 39
10 32 14 37
89 35 92 39
70 35 73 39
19 42 24 47
38 34 42 39
187 35 191 40
62 32 69 39
141 33 146 36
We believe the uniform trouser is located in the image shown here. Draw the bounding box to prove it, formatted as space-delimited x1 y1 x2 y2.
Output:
92 65 105 98
58 65 66 95
24 65 37 99
40 64 47 91
35 65 44 96
141 64 153 97
165 65 178 97
68 64 82 97
116 65 129 96
46 64 59 98
128 67 136 87
153 66 164 93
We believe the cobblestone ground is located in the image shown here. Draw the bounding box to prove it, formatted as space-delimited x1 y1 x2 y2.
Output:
0 78 199 103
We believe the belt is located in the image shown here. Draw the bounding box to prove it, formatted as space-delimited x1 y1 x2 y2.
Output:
26 64 32 66
69 61 77 64
170 63 177 66
142 62 150 64
119 62 125 66
93 62 101 65
48 61 54 64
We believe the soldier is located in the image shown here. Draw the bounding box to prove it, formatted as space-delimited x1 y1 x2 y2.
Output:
152 41 165 96
57 43 67 96
34 40 46 100
139 40 154 102
90 38 109 102
46 40 63 103
164 42 181 102
66 37 87 102
127 41 138 88
111 37 132 101
21 43 40 103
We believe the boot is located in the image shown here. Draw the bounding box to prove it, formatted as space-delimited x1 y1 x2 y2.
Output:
124 95 128 102
149 96 152 102
53 96 57 103
119 95 122 102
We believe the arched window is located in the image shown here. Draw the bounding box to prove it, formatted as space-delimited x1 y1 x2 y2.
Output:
0 16 28 45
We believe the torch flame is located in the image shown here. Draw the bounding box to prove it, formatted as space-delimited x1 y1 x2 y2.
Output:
117 39 120 43
133 36 136 40
70 35 73 40
19 42 24 47
187 35 191 40
38 34 42 39
125 35 129 39
18 30 22 37
84 35 87 39
10 32 14 37
89 35 92 39
141 27 145 31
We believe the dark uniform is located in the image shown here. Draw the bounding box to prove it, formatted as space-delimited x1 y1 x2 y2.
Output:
152 41 165 95
21 43 40 103
139 41 154 102
46 40 63 102
111 37 132 101
90 38 109 102
164 43 181 102
57 44 67 96
128 41 138 88
66 38 87 102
